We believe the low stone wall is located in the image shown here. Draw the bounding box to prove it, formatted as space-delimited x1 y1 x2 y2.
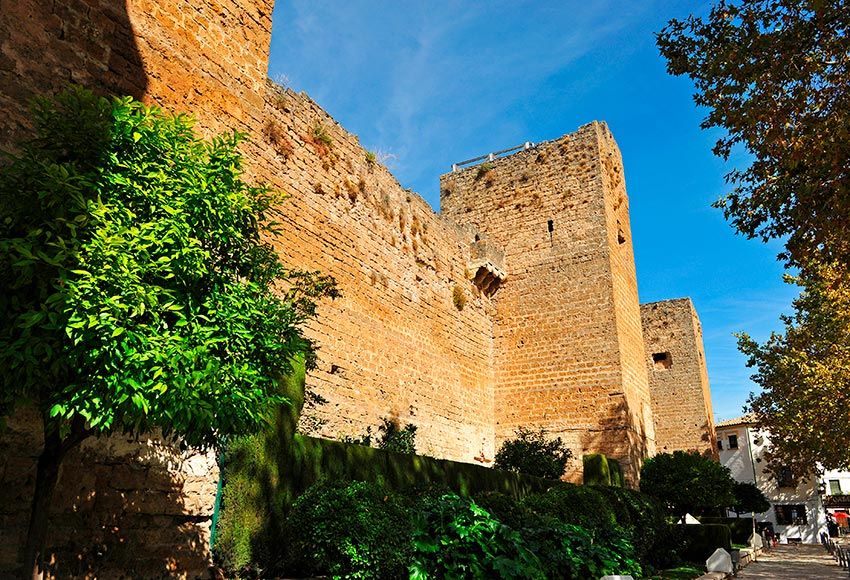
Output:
0 406 217 577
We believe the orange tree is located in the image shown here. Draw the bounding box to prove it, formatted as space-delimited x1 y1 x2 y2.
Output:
0 87 336 578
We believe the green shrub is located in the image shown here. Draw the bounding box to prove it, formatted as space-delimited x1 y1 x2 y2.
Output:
731 481 771 515
473 491 527 530
409 492 545 579
640 451 735 517
583 453 611 486
698 517 755 545
521 483 617 531
377 417 417 454
283 480 413 578
494 427 572 479
583 454 625 487
214 358 308 571
521 520 641 579
216 433 554 571
594 486 668 566
677 523 732 563
343 417 418 454
609 458 625 487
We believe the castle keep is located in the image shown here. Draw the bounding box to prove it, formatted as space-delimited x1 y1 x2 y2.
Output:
0 0 716 575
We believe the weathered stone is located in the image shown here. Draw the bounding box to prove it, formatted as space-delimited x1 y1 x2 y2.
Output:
707 547 734 574
641 299 718 457
0 0 716 575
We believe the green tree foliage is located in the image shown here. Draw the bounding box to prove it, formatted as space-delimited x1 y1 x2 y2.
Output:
478 489 644 579
640 451 735 517
738 262 850 474
283 480 413 579
658 0 850 478
657 1 850 271
494 427 572 479
0 87 336 577
731 481 771 515
375 416 417 454
342 416 418 454
521 483 617 532
409 492 546 580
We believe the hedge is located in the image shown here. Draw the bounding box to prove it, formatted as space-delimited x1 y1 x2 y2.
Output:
214 358 558 570
698 516 755 545
677 523 732 563
583 453 624 487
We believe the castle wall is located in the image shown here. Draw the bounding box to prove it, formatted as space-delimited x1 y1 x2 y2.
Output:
1 0 496 575
439 123 654 483
0 0 712 574
259 86 497 461
640 299 717 458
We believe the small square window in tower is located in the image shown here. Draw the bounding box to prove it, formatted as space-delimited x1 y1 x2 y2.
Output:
652 352 672 370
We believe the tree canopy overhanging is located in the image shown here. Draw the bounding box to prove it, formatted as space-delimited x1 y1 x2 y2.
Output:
738 262 850 473
657 0 850 271
658 0 850 475
0 86 337 577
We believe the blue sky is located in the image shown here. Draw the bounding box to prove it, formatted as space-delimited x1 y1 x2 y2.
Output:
268 0 797 422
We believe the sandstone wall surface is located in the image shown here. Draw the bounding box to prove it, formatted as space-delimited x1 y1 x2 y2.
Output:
0 0 715 575
439 123 654 484
0 0 498 575
640 298 717 458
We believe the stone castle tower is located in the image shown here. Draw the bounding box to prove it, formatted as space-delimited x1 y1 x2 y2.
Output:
0 0 717 574
440 125 656 477
641 298 717 458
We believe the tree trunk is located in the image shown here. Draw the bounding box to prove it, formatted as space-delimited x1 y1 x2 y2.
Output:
22 427 63 580
22 417 90 580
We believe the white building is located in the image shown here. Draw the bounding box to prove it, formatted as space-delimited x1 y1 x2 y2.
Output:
822 467 850 532
715 414 841 544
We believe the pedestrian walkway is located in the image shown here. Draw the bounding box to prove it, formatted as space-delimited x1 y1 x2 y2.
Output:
737 544 846 579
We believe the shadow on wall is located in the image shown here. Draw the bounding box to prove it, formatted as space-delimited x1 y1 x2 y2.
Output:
0 1 213 574
578 398 648 487
0 0 147 142
0 406 215 577
0 408 216 578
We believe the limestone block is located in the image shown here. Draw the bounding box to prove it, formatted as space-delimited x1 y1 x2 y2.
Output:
706 548 733 574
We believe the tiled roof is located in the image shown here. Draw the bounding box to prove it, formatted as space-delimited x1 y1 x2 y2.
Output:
715 413 757 428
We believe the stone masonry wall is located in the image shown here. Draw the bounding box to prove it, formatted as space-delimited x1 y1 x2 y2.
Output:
1 0 496 575
0 0 715 574
439 124 654 484
257 86 497 462
640 298 717 458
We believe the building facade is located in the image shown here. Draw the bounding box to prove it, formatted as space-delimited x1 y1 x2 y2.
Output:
716 415 839 544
